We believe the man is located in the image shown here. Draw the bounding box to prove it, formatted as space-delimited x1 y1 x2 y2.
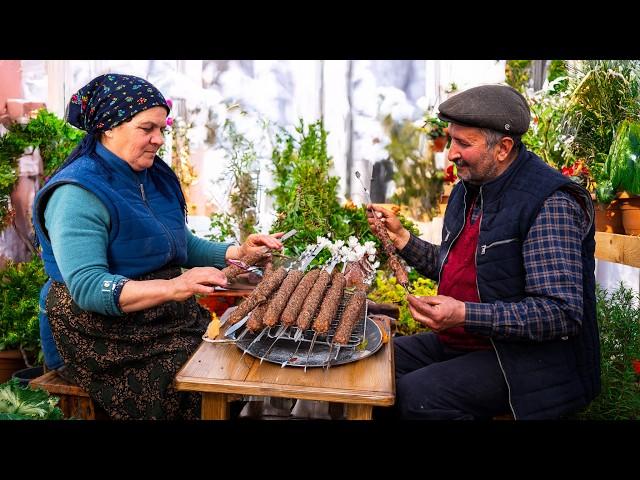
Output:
369 84 600 420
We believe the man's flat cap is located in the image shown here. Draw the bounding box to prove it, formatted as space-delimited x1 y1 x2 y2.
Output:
438 84 530 135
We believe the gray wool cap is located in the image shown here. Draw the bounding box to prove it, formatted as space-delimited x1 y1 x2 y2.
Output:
437 84 531 135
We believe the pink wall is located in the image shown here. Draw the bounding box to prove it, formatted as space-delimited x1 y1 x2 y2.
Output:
0 60 23 115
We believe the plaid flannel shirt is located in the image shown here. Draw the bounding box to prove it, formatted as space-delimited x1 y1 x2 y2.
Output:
399 189 590 341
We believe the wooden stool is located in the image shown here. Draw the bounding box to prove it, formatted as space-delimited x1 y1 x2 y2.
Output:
29 370 104 420
492 412 515 420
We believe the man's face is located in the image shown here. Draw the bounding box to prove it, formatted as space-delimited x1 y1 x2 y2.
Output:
447 123 500 185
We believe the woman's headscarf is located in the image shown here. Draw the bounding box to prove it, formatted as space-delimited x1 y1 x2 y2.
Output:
67 73 170 133
61 74 170 167
51 74 186 219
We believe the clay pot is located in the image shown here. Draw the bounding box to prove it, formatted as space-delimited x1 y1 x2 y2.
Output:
432 136 448 152
618 194 640 236
594 200 624 234
0 349 27 384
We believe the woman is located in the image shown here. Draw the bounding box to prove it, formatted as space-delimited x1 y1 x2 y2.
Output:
32 73 282 419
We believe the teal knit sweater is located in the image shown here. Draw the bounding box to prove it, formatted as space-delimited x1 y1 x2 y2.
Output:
44 184 230 316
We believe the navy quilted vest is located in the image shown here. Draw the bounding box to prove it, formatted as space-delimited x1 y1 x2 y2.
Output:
441 147 600 419
33 143 187 281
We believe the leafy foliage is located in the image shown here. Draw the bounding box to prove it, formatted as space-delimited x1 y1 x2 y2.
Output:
206 212 238 243
505 60 532 93
368 269 437 336
383 116 443 221
270 120 373 262
522 86 569 170
421 115 448 139
576 284 640 420
0 110 85 227
0 378 63 420
216 119 260 242
561 60 640 201
0 255 47 364
605 119 640 197
546 60 569 94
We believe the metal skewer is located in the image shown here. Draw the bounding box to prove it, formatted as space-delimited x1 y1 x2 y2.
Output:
281 337 304 368
240 327 269 360
303 332 319 372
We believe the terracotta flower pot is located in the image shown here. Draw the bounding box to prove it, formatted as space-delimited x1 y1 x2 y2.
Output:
432 136 448 152
0 349 27 384
594 200 624 234
618 193 640 236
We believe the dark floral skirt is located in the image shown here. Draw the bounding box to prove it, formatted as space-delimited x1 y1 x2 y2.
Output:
46 266 209 420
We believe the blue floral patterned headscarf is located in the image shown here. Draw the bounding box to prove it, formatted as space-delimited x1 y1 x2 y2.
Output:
67 73 170 133
57 73 171 172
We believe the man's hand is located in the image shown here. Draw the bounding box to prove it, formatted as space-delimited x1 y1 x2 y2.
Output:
366 204 410 250
406 294 466 332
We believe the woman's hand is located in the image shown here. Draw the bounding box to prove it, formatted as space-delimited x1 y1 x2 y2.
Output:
169 267 228 302
230 232 285 260
366 204 410 250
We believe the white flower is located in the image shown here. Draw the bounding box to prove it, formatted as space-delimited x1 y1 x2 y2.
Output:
368 254 376 263
348 236 359 248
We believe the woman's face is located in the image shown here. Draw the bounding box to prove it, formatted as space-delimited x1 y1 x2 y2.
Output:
101 106 167 171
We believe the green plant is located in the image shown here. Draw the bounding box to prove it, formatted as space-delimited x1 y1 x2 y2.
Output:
561 60 640 202
383 116 443 221
268 118 420 274
604 119 640 199
522 87 569 170
217 119 260 242
206 212 238 243
368 269 437 336
0 255 48 366
546 60 569 94
421 115 448 139
575 284 640 420
0 378 64 420
505 60 532 93
0 110 85 227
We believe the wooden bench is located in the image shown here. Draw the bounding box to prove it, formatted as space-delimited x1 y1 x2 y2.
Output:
29 370 104 420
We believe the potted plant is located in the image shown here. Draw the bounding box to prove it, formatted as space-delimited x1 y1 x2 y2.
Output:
380 116 443 221
0 255 47 382
421 115 449 152
604 120 640 235
560 60 640 234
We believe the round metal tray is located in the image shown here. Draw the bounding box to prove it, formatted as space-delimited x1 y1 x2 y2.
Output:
228 317 384 368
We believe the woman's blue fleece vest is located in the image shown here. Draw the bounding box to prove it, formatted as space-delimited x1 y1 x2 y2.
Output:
33 149 188 283
442 147 600 419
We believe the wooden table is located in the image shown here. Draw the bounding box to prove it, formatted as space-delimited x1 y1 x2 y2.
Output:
174 318 395 420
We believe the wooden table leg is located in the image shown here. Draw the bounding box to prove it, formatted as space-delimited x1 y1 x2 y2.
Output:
201 392 230 420
345 403 373 420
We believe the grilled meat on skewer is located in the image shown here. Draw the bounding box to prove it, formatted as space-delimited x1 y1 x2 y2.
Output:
247 301 270 332
296 270 331 333
227 267 288 325
312 271 346 334
280 269 321 327
263 269 305 328
333 290 367 345
221 249 270 283
368 207 409 288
